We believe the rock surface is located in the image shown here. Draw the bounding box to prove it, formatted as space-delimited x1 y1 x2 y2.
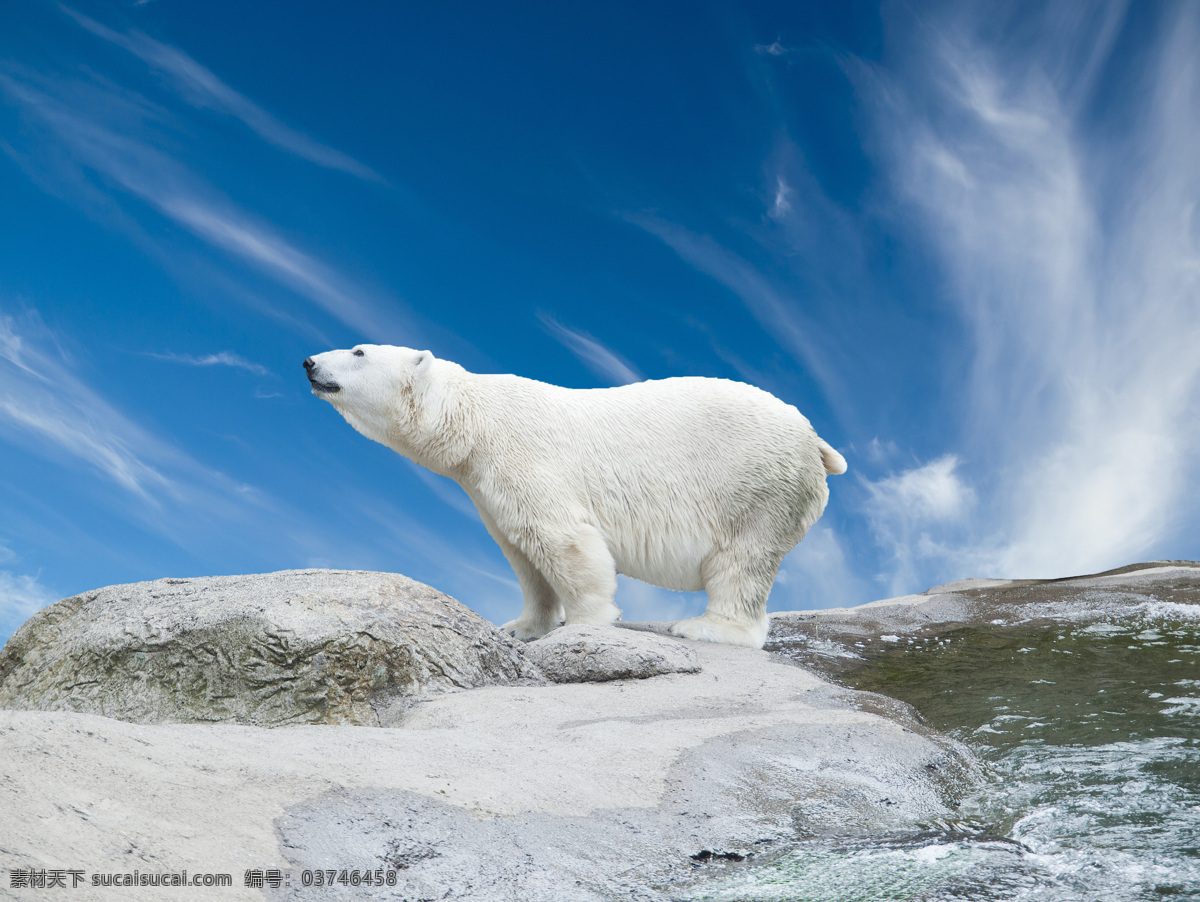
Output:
0 638 975 901
768 559 1200 681
523 624 700 682
0 570 542 726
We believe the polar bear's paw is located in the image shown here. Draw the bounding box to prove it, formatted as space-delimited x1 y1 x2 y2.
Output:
669 616 768 649
501 618 559 641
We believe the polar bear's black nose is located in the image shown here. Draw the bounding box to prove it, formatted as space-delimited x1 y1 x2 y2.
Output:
303 357 315 371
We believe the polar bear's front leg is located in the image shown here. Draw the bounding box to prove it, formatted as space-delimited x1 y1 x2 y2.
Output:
474 503 564 640
536 525 622 628
500 568 564 642
498 553 563 641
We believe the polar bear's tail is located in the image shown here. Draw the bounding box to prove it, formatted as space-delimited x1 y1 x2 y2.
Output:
818 440 847 476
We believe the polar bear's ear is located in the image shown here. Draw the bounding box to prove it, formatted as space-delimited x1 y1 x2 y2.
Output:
414 351 433 369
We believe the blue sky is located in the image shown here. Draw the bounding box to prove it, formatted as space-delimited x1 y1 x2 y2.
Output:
2 0 1198 644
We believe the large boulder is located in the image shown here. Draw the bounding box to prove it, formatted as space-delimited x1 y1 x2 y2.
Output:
0 569 543 726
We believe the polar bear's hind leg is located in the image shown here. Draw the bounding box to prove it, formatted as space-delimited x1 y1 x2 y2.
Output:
670 544 779 649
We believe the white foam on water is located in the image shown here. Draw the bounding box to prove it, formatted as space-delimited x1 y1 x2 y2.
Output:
680 843 984 902
1160 696 1200 716
1140 600 1200 621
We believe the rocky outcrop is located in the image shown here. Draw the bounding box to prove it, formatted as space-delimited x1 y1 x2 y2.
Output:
0 569 543 726
0 568 988 901
0 641 976 902
772 560 1200 639
523 624 701 682
768 560 1200 681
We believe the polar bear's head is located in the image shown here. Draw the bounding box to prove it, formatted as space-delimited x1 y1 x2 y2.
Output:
304 344 467 470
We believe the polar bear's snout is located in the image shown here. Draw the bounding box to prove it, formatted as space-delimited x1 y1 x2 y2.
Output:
303 356 341 395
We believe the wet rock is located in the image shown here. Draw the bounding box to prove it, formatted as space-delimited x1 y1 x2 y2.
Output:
767 560 1200 682
771 560 1200 641
523 624 700 682
0 569 543 726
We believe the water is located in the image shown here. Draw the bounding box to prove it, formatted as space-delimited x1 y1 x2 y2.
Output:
684 612 1200 901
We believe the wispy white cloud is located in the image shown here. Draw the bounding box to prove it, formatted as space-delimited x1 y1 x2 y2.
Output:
769 175 792 220
403 459 481 520
0 312 174 501
755 41 788 57
145 350 269 376
772 526 872 611
158 197 393 338
0 569 56 636
61 6 382 182
537 312 643 385
0 309 279 544
0 69 404 341
862 437 900 465
0 309 519 632
312 482 524 624
867 455 973 524
629 214 844 403
854 0 1200 581
863 456 974 595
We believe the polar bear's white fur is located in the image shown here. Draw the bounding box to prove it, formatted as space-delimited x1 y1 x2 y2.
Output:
305 345 846 649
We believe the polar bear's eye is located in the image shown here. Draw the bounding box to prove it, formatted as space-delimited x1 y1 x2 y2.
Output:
353 348 365 357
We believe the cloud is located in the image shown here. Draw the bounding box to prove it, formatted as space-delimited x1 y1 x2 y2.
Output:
403 459 481 520
0 309 278 543
755 41 789 57
769 175 792 220
629 214 844 403
311 484 524 625
0 309 519 631
537 312 643 385
0 69 405 341
862 456 974 595
61 6 382 182
863 437 900 465
867 455 973 524
853 0 1200 581
0 570 56 637
0 312 174 500
772 526 873 610
159 197 394 339
145 350 269 376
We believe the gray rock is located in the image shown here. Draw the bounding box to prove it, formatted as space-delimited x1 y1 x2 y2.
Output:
264 707 974 902
0 569 543 726
771 559 1200 640
0 639 976 902
767 559 1200 682
523 624 700 682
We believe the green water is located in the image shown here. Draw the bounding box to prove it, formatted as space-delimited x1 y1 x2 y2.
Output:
687 611 1200 901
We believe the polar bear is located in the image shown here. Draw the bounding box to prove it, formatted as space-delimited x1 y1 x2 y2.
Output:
304 345 846 648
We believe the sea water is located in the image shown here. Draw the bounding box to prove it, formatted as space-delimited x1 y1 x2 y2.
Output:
683 610 1200 901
